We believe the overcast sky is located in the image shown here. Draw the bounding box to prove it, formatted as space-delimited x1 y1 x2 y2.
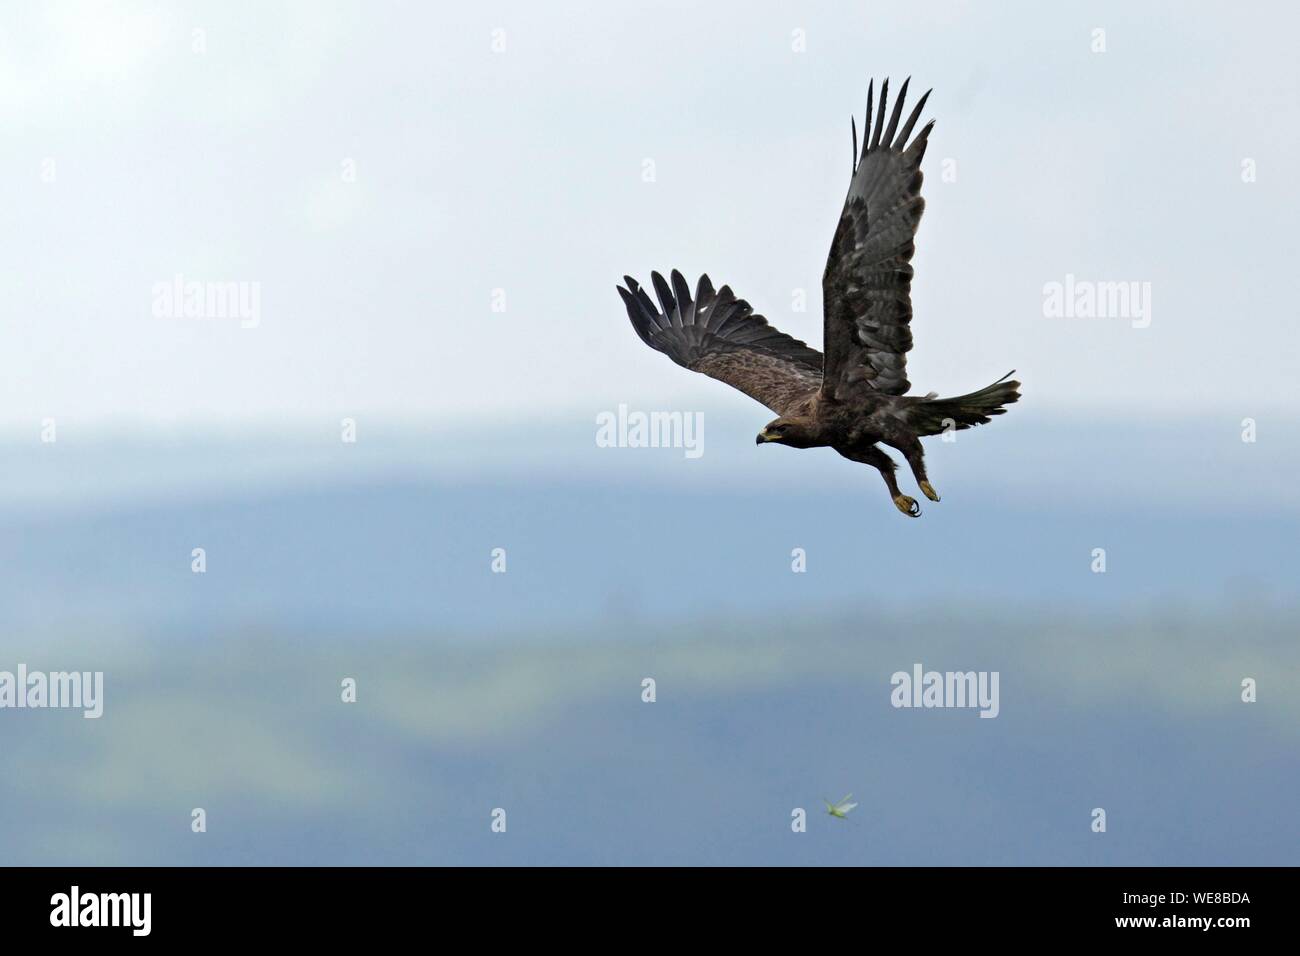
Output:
3 0 1297 431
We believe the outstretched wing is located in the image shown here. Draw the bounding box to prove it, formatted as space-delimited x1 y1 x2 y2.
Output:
618 270 823 415
822 77 934 399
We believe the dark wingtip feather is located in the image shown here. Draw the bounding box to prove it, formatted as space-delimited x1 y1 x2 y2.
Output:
904 119 936 159
883 76 910 147
618 285 657 346
650 271 675 320
871 77 889 147
894 89 931 147
850 114 858 171
695 273 716 304
865 79 874 152
670 269 692 301
669 270 694 326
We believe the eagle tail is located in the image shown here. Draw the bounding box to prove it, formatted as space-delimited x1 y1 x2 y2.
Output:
906 371 1020 436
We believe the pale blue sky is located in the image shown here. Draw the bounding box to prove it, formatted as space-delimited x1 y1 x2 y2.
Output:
3 0 1297 429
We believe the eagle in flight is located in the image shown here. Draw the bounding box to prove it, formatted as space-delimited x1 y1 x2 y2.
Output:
618 78 1020 516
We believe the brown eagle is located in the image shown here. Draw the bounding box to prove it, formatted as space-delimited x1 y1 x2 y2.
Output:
617 78 1020 517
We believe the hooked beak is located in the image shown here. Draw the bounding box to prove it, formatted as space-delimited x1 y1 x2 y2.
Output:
756 429 777 445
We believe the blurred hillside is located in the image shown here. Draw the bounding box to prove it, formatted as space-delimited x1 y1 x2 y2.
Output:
3 607 1295 865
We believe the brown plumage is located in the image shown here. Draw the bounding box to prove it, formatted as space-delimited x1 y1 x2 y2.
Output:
617 78 1020 517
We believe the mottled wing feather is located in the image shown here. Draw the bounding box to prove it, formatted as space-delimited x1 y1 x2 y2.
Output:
618 270 823 415
822 77 933 398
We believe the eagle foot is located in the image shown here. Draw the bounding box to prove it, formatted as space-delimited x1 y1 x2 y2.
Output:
893 494 921 517
919 480 940 502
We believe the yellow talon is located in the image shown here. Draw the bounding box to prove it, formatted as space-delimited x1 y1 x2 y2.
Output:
919 480 940 502
893 494 921 517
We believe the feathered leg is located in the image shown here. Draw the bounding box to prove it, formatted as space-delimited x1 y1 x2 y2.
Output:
838 444 920 517
885 435 940 502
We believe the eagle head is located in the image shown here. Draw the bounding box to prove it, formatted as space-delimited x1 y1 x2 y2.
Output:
756 417 821 449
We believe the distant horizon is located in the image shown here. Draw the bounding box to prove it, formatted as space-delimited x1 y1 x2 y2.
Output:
3 410 1296 516
1 400 1294 431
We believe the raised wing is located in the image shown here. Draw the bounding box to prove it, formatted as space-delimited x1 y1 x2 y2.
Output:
619 270 823 415
822 77 934 398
